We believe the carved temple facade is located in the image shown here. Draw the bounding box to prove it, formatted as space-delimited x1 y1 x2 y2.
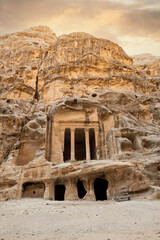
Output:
45 102 107 164
16 97 149 201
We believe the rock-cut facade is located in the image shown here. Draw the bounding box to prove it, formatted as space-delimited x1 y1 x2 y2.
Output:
0 26 160 201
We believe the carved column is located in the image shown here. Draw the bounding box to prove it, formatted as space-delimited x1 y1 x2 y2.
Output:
85 128 90 160
95 129 99 160
44 182 51 199
61 128 65 153
85 178 95 200
71 128 75 161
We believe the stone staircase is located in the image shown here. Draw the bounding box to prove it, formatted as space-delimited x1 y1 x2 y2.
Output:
114 188 130 202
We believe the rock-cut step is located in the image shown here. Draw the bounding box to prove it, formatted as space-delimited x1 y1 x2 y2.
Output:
114 187 131 202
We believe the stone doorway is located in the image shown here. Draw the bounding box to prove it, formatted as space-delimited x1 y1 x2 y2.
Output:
55 185 66 201
64 128 71 161
89 128 96 159
94 178 108 201
77 180 87 199
75 129 86 160
22 182 45 198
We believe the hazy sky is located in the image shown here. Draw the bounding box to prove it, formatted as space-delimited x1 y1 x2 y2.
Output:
0 0 160 56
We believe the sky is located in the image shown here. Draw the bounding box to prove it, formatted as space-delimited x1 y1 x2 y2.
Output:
0 0 160 56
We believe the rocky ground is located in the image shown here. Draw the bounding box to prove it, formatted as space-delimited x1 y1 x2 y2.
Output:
0 199 160 240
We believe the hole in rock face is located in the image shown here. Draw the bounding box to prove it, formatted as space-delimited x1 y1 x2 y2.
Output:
6 99 15 104
92 93 97 97
77 180 87 199
73 99 77 104
64 128 71 162
75 129 86 160
55 185 66 201
94 178 108 201
22 182 45 198
157 165 160 171
89 129 96 160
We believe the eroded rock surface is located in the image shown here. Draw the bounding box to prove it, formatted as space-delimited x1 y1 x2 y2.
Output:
0 26 160 201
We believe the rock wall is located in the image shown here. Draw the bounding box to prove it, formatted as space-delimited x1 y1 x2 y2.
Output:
0 26 160 201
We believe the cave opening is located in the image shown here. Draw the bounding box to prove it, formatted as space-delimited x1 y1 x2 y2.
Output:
55 185 66 201
75 128 86 160
64 128 71 162
77 180 87 199
22 182 45 198
94 178 108 201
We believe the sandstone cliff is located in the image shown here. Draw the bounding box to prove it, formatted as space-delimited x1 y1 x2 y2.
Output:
132 53 160 76
0 26 160 201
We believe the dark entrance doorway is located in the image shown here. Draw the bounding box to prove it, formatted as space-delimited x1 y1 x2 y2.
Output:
94 178 108 201
75 128 86 160
22 182 45 198
89 128 96 159
77 180 87 199
55 185 66 201
64 128 71 162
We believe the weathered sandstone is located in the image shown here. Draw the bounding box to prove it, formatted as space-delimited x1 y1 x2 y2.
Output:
0 26 160 201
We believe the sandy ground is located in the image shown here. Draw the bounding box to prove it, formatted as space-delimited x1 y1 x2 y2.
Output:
0 199 160 240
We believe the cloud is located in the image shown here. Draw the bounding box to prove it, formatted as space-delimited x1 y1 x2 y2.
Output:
121 9 160 37
0 0 160 55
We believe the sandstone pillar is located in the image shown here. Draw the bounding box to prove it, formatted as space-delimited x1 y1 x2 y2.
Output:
85 128 90 160
61 128 65 152
71 128 75 161
44 182 51 199
85 178 95 200
95 129 99 160
65 180 79 200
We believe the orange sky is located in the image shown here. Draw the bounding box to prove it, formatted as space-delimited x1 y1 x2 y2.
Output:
0 0 160 56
